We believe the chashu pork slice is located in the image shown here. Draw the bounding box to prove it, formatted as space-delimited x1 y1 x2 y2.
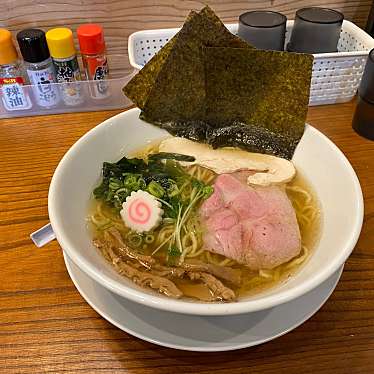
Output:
159 137 295 186
199 174 301 270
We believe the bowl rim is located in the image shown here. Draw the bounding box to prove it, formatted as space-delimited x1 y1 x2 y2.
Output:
48 108 364 316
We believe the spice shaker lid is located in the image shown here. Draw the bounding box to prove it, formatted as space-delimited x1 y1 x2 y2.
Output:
358 49 374 104
77 24 105 55
17 28 50 63
0 29 18 65
46 28 76 59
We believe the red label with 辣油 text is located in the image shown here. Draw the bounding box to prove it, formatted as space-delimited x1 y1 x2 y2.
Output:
0 76 32 111
0 77 25 85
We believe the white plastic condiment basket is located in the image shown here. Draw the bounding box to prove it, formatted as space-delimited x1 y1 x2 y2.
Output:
128 20 374 106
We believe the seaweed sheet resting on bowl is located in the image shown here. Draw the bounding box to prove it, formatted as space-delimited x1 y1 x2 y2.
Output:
203 47 313 159
123 6 314 160
125 7 252 118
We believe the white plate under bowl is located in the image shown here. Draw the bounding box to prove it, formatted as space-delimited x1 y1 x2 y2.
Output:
64 252 343 352
49 108 363 316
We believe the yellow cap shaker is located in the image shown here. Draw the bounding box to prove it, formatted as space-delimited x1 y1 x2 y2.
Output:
46 27 82 106
46 27 76 59
0 28 18 65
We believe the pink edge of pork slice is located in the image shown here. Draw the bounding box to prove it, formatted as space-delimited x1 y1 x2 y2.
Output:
199 173 301 270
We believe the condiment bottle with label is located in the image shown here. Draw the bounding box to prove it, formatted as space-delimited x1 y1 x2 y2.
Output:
46 27 83 106
17 28 59 108
77 24 110 99
0 28 32 111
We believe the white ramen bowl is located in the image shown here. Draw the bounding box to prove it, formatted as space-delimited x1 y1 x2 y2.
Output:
49 108 364 316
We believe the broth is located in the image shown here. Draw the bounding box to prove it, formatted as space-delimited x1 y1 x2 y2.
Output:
236 171 321 297
88 145 321 302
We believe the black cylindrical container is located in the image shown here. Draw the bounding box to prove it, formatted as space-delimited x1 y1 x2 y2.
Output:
352 49 374 140
288 7 344 53
238 11 287 51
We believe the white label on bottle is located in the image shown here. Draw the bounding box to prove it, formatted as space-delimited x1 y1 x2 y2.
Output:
90 59 110 99
27 66 59 107
0 77 32 111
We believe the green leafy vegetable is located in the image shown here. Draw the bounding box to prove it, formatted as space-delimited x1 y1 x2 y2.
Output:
148 152 195 162
167 245 181 265
126 231 143 248
145 234 155 244
93 152 213 219
94 151 214 260
147 181 165 198
166 181 180 198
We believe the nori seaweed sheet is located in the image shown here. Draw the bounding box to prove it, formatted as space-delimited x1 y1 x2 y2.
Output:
123 37 177 109
123 6 313 160
138 6 253 123
204 47 313 147
123 10 201 109
143 117 299 160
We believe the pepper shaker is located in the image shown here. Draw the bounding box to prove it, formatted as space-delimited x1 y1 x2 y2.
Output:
17 29 60 108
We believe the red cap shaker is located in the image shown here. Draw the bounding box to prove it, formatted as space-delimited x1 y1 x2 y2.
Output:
77 24 110 98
